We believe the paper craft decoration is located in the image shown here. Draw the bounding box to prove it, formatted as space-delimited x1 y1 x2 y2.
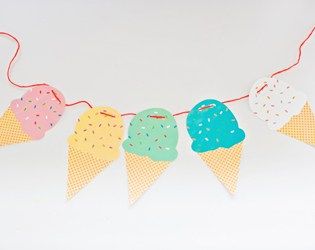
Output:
123 108 179 204
187 99 245 194
67 107 124 199
0 85 65 146
249 77 315 146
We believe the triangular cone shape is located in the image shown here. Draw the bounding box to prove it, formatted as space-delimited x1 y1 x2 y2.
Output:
278 102 315 146
199 142 243 194
125 152 170 205
0 108 31 146
67 146 112 200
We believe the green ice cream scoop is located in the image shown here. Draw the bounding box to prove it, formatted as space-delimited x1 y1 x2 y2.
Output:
123 108 179 161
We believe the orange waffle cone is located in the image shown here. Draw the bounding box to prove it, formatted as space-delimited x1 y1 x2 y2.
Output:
67 146 112 200
277 102 315 146
125 152 170 205
199 142 243 194
0 108 31 146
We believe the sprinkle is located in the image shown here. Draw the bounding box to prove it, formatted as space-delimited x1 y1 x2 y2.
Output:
207 118 210 122
219 111 223 115
165 147 170 150
206 128 210 131
25 116 29 120
216 138 219 142
198 123 203 127
198 130 202 134
166 125 170 128
99 123 102 127
141 126 146 129
205 138 209 141
230 130 235 133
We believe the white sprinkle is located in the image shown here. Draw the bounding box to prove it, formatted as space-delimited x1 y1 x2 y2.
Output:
51 98 56 101
154 111 158 114
206 128 210 131
207 118 210 122
198 130 202 134
16 103 19 108
198 123 203 127
205 137 209 141
165 147 170 150
214 113 217 117
230 130 235 133
36 97 39 101
25 116 29 120
166 125 170 128
219 111 223 115
216 138 219 142
141 126 146 129
45 115 48 120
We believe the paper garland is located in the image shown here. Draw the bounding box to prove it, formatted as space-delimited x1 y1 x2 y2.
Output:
0 77 314 204
1 27 315 204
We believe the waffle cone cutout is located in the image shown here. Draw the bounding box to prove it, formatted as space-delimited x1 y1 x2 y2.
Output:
67 146 112 200
125 152 170 205
199 142 243 194
0 108 31 146
278 102 315 146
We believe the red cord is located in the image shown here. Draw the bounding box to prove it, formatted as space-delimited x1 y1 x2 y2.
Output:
0 31 93 109
1 26 314 117
65 101 93 109
0 32 48 88
270 26 315 78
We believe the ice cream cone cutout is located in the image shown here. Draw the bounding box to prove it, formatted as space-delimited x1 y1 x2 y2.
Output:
249 77 315 146
186 99 245 194
123 108 179 205
67 107 124 199
0 85 65 146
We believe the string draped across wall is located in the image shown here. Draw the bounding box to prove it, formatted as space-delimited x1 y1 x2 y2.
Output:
0 26 314 205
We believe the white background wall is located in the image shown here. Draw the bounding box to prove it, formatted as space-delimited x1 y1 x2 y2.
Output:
0 1 314 249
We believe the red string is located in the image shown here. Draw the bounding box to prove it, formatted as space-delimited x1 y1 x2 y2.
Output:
1 26 314 117
0 31 93 109
0 32 48 88
270 26 315 78
65 101 93 109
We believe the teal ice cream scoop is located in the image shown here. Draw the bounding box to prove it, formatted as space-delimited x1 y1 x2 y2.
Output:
186 99 245 153
123 108 179 161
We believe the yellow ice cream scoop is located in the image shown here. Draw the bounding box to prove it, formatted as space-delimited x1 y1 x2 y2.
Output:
68 106 124 161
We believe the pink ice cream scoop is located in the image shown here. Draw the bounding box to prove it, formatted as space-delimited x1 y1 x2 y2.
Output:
10 85 65 140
